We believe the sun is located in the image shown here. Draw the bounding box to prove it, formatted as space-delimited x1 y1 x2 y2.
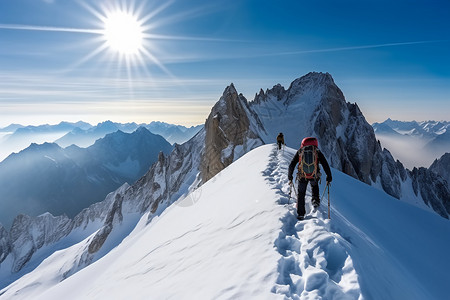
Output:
103 11 143 55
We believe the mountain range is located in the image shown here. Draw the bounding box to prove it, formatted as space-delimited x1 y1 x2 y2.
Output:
0 127 173 229
0 72 448 298
0 121 202 163
372 119 449 168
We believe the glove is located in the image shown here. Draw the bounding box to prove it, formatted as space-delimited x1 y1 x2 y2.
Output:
288 179 293 185
326 175 332 183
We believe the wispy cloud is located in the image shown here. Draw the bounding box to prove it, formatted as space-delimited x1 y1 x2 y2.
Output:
0 24 101 34
272 40 446 56
0 72 227 104
0 23 238 42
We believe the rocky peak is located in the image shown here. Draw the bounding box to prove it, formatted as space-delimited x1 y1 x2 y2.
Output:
288 71 333 92
267 84 287 101
430 153 450 189
253 88 266 104
200 84 263 182
254 84 287 104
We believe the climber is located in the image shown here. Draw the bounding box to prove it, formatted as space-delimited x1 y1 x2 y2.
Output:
288 137 332 220
276 132 285 150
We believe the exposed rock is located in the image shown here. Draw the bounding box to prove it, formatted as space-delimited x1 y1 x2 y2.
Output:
9 213 72 272
88 193 123 254
409 167 450 219
200 84 263 182
430 153 450 189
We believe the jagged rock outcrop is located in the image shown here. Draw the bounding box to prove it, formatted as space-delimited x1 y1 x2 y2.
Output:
88 193 123 254
8 213 73 273
430 153 450 189
200 83 264 182
410 167 450 218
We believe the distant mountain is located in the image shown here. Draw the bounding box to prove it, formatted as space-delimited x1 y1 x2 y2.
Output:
10 121 92 136
55 121 139 148
372 122 404 137
145 121 203 145
0 127 173 229
425 130 450 154
0 124 24 133
371 119 450 168
0 121 93 163
378 118 449 138
0 121 202 163
55 121 202 148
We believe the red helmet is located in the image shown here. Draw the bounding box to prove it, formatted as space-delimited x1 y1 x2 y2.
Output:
301 137 318 148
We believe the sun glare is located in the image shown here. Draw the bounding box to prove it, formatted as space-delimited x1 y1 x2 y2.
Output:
103 11 143 55
74 0 176 85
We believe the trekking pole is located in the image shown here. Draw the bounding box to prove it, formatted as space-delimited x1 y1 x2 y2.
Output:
320 183 328 204
327 182 331 219
288 181 292 205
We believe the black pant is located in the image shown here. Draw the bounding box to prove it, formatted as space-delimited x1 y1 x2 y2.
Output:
297 178 319 216
277 141 282 149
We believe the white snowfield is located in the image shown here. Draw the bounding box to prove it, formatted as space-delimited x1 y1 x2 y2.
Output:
1 144 449 299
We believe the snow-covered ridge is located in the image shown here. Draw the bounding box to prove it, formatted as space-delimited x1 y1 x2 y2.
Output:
1 145 449 299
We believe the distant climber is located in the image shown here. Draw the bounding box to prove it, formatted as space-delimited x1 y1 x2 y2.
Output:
288 137 332 220
276 133 285 150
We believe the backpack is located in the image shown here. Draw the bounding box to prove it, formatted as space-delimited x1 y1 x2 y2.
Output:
298 137 320 180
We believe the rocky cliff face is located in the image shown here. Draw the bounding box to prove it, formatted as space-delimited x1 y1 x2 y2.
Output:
200 84 264 182
409 167 450 218
430 153 450 189
8 213 73 273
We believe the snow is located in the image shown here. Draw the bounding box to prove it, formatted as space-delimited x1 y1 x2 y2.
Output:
251 94 314 149
1 144 449 299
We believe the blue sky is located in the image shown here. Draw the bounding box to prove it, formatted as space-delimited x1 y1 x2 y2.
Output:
0 0 449 127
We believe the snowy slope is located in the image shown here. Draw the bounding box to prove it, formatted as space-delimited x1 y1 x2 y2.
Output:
1 144 449 300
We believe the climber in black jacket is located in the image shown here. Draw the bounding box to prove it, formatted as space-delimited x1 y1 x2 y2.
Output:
288 137 332 220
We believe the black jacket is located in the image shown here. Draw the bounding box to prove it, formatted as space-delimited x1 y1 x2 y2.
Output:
288 148 332 181
276 134 284 144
